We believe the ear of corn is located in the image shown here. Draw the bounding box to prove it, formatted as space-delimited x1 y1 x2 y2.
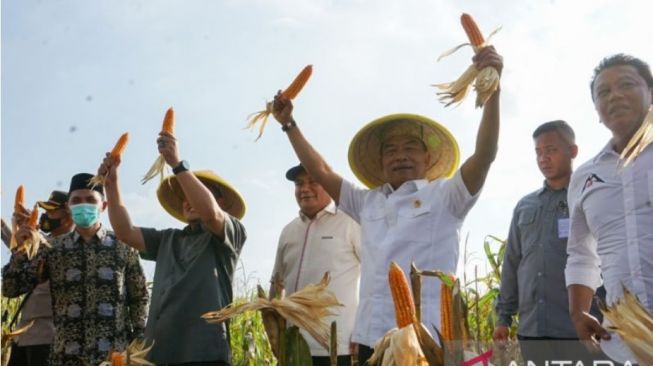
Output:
435 13 501 108
89 132 130 189
245 65 313 141
282 65 313 99
461 13 485 48
162 107 175 135
389 262 417 328
110 133 130 158
14 185 25 211
28 203 39 229
440 281 454 342
142 108 176 185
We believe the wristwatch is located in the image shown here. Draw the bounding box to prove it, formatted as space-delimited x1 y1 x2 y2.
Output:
173 160 190 175
281 119 297 132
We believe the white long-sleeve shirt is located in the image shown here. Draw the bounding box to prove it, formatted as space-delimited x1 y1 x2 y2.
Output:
565 141 653 362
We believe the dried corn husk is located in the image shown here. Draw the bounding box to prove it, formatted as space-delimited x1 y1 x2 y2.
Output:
141 156 169 185
202 273 341 351
15 230 49 260
98 339 155 366
601 287 653 365
434 26 501 108
369 324 429 366
1 320 35 349
619 105 653 168
245 103 274 141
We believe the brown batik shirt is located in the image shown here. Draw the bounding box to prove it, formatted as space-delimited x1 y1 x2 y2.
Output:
2 225 149 366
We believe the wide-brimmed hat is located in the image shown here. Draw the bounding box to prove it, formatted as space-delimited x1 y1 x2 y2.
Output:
157 170 246 222
37 190 69 210
348 113 460 188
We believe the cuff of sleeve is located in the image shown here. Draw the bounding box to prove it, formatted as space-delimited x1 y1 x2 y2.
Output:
565 265 602 290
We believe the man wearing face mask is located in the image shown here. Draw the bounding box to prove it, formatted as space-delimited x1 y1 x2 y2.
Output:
1 191 74 366
2 175 149 366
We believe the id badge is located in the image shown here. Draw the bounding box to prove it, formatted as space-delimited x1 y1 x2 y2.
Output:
557 218 570 239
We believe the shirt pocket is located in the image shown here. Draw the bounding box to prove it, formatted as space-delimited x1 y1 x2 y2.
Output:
517 208 538 256
396 205 433 238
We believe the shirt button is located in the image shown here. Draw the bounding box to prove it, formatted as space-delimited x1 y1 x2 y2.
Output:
537 272 542 277
538 299 544 304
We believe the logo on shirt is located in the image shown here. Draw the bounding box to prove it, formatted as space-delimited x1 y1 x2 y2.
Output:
581 173 604 194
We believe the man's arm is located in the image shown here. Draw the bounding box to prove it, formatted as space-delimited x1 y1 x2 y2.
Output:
157 132 228 238
460 46 503 196
493 208 521 342
568 284 609 351
271 93 344 204
1 225 49 298
100 155 146 252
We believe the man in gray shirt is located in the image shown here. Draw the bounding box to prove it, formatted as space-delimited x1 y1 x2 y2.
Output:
98 127 246 365
493 121 594 364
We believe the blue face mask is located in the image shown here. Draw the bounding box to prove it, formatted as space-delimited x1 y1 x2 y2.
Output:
70 204 100 228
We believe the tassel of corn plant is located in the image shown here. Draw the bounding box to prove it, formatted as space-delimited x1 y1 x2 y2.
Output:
601 287 653 364
89 132 130 189
142 107 175 184
246 65 313 141
434 13 501 108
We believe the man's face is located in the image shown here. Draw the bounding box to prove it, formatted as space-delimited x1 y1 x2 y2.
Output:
593 64 653 139
68 189 106 212
381 135 431 188
294 171 331 217
46 207 68 220
534 131 577 182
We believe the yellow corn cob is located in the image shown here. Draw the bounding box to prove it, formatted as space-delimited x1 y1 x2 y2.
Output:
389 262 417 328
440 282 454 342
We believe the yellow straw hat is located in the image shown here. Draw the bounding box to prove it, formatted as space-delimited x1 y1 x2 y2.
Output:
157 170 246 222
348 113 460 188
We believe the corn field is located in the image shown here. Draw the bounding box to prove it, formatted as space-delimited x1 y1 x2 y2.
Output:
1 234 522 365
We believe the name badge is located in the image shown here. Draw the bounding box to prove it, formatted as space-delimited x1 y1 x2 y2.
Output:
558 218 570 239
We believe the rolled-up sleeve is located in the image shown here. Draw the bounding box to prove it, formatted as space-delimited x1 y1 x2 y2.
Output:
565 181 602 291
1 250 46 298
338 179 367 223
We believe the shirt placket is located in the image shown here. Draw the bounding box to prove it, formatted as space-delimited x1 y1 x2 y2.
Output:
622 165 647 305
535 192 550 335
293 219 315 293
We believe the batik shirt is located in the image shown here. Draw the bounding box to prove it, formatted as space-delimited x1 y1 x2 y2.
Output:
2 226 149 366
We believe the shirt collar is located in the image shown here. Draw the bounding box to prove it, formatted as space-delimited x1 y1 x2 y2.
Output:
380 179 428 196
72 224 107 243
593 140 620 163
299 200 336 222
537 181 568 196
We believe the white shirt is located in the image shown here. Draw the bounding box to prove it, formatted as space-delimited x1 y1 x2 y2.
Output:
565 142 653 359
339 170 479 347
271 201 361 356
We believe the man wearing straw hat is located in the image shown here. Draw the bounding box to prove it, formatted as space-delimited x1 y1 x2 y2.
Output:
272 47 503 364
1 191 74 366
2 174 149 366
99 131 247 365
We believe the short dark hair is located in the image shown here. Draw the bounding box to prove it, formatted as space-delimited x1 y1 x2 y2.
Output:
590 54 653 100
532 120 575 144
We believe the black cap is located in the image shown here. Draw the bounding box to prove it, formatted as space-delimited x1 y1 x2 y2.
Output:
37 191 69 210
69 173 104 196
285 164 307 181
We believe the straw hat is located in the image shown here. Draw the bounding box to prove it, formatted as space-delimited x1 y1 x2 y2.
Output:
348 113 460 188
157 170 246 222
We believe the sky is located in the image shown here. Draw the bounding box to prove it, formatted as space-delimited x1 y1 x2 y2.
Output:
2 0 652 295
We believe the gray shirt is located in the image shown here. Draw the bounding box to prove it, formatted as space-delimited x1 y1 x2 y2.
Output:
495 183 577 338
140 215 246 364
